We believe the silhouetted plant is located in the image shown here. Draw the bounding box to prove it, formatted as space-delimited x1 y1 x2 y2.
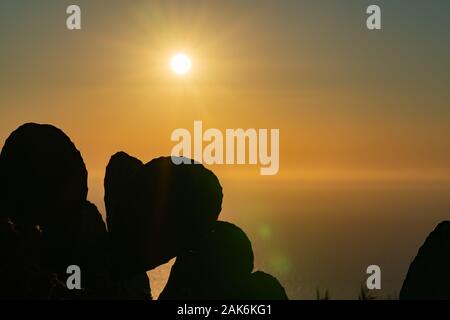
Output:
316 288 330 300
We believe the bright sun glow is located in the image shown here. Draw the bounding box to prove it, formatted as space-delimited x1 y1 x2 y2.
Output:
170 53 192 75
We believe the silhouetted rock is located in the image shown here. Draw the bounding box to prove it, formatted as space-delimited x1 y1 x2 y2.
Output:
104 154 223 277
1 122 285 300
247 271 288 300
65 201 110 299
110 272 152 300
3 201 110 300
159 221 287 300
0 217 45 299
104 152 151 299
0 123 87 229
104 152 143 235
159 221 252 299
0 123 109 299
400 221 450 300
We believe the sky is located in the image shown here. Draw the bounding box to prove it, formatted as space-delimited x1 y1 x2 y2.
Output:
1 0 450 299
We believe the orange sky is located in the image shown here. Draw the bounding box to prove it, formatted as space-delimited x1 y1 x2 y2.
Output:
1 1 449 185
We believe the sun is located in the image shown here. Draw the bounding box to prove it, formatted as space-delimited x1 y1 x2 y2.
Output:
170 53 192 75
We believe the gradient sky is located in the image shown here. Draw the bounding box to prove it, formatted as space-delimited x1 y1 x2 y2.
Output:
1 0 449 299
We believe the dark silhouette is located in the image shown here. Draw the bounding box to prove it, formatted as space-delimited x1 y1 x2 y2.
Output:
104 153 223 298
105 152 143 237
247 271 288 300
104 152 148 299
0 123 286 300
400 221 450 300
0 123 87 228
0 123 109 299
159 221 288 300
104 153 223 273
